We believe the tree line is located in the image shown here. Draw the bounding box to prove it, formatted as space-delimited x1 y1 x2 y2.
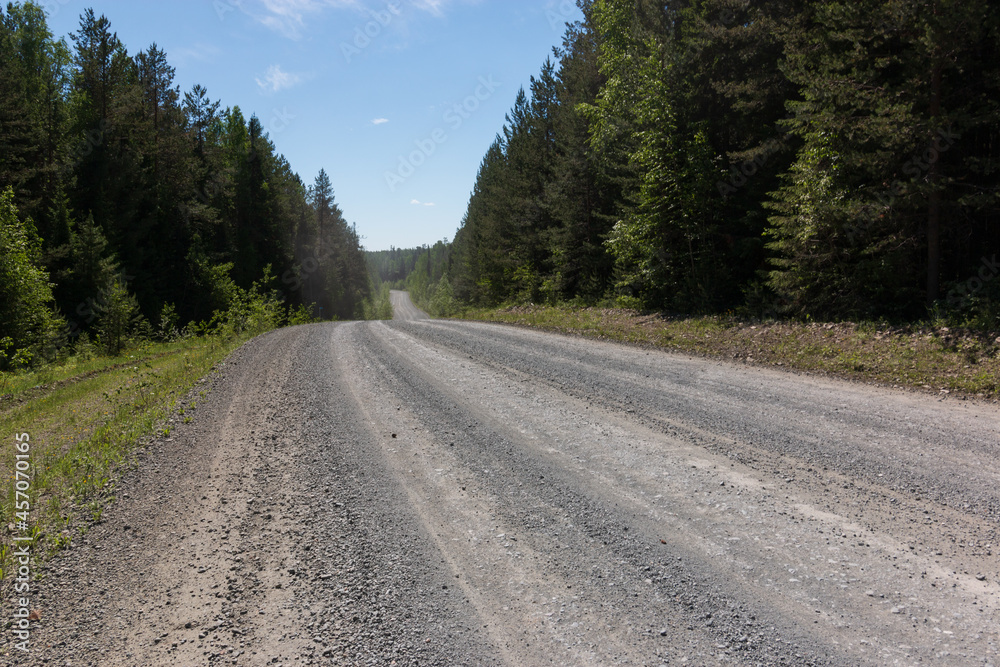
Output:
367 242 459 315
428 0 999 326
0 3 372 368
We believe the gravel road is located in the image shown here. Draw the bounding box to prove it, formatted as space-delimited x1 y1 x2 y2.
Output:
390 289 429 321
9 291 998 666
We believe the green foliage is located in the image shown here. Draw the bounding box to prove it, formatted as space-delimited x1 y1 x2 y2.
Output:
94 275 142 355
157 302 179 340
57 212 117 334
72 331 95 359
368 241 452 288
187 238 239 316
205 265 285 338
0 2 72 243
286 303 320 326
768 0 1000 319
425 275 460 317
438 0 999 328
362 283 395 321
2 3 373 360
2 1 999 336
0 187 63 366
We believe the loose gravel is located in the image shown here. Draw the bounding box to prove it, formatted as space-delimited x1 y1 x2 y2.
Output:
7 293 998 666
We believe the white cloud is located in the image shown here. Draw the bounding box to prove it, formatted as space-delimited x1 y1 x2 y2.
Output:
410 0 448 16
249 0 466 40
253 0 359 40
254 0 464 40
256 64 302 94
410 199 436 206
371 118 389 125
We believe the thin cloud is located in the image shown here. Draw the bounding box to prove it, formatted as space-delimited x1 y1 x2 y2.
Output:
410 0 447 16
251 0 464 41
410 199 436 206
253 0 359 40
172 43 221 67
371 118 389 125
256 64 302 94
410 0 482 17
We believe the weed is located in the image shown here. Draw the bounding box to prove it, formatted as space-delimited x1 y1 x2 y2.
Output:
1 332 255 584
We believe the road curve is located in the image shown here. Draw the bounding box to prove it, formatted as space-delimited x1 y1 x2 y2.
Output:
18 318 1000 666
391 289 429 321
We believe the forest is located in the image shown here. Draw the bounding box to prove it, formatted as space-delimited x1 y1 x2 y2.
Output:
0 3 372 369
402 0 999 327
6 0 999 373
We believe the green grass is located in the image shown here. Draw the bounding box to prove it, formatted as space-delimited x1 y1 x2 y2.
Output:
458 304 1000 399
0 333 251 581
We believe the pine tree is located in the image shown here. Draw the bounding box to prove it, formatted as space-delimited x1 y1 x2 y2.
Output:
68 9 133 236
94 275 141 355
768 0 999 318
585 0 730 311
57 212 117 334
0 2 72 245
544 3 616 302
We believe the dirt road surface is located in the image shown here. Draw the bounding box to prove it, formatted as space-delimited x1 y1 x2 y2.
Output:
390 289 429 321
9 292 999 666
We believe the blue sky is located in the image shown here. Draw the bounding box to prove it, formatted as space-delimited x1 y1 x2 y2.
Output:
42 0 583 251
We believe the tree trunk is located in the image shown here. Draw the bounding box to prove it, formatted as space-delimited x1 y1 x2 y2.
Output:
926 59 943 306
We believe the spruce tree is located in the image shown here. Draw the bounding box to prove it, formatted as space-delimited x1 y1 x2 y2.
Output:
768 0 999 318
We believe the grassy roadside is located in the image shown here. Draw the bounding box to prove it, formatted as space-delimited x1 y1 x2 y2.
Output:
0 333 252 582
460 304 1000 400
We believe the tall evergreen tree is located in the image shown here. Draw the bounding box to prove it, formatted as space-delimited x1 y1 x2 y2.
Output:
768 0 1000 318
0 2 72 246
543 2 617 302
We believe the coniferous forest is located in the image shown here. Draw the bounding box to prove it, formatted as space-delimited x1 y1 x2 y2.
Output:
398 0 999 327
6 0 1000 373
1 4 371 367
